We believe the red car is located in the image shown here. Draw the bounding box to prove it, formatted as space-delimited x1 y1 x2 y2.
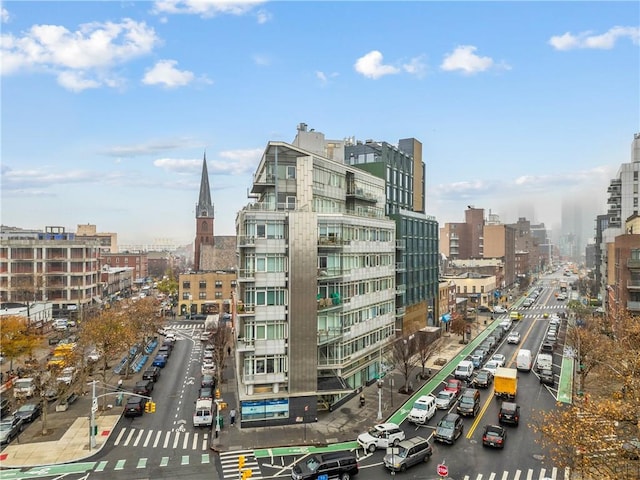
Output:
444 379 464 397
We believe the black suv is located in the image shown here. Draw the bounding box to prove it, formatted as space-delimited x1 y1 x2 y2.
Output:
133 380 154 396
142 367 161 382
124 396 147 417
434 413 464 444
291 452 359 480
457 388 480 417
498 401 520 426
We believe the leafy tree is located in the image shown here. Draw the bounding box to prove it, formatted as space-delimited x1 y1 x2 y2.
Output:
156 275 178 297
0 315 41 371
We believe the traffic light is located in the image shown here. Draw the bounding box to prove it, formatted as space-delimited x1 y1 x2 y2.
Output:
149 402 156 413
215 389 221 399
238 455 245 469
145 402 151 413
242 469 253 479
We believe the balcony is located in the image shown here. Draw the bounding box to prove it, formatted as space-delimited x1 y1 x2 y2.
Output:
396 307 406 317
395 239 406 250
346 186 378 204
317 328 342 345
318 236 344 247
317 268 345 279
317 296 341 310
396 262 406 271
236 338 255 352
396 284 406 295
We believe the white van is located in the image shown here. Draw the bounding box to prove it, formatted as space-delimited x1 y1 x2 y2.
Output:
516 349 532 372
454 360 474 381
407 394 437 424
193 399 214 427
52 318 68 331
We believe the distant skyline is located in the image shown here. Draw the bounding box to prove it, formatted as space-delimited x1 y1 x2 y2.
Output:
1 1 638 246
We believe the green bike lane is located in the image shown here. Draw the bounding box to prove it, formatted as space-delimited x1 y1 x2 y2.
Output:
0 462 96 479
253 319 501 459
557 355 574 404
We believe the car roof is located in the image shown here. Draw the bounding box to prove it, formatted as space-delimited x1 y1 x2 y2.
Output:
376 422 399 430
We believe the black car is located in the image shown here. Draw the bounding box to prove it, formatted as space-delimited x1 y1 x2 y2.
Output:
133 380 154 396
124 396 147 418
14 402 42 423
539 369 555 386
142 367 161 382
472 369 493 388
0 397 11 418
482 424 507 448
434 413 464 444
198 387 213 399
477 305 491 312
158 346 172 358
291 452 359 480
498 402 520 426
456 389 480 417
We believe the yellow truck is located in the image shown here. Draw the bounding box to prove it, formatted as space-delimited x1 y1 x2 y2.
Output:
47 343 76 369
509 311 523 321
494 367 517 400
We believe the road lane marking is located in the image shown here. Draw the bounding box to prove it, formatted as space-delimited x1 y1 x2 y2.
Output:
202 433 208 450
114 460 126 471
114 427 126 446
153 430 162 448
173 431 180 449
201 453 210 464
513 470 521 480
95 461 108 472
137 458 147 469
192 432 199 450
133 429 144 447
160 456 169 467
181 455 189 465
143 429 154 447
124 428 135 446
182 431 190 449
163 430 171 448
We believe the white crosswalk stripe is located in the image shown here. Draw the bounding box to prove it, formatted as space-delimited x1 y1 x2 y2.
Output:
461 468 571 480
88 454 212 473
113 426 209 451
219 449 263 480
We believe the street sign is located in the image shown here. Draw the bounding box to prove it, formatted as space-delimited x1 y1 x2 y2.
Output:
91 399 98 413
437 463 448 477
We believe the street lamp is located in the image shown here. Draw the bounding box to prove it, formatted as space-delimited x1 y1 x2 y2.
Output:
377 379 383 420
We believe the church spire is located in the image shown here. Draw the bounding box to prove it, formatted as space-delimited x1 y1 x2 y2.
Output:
196 152 213 218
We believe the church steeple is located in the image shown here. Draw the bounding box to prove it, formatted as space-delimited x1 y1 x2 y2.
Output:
194 152 214 271
196 152 213 218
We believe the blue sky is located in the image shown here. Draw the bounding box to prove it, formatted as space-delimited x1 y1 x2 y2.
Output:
1 1 638 247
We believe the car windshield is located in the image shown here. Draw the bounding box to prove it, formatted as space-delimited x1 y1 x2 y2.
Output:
17 404 35 412
446 381 458 389
486 427 502 436
477 371 488 378
394 446 408 458
413 403 427 410
0 421 14 430
460 397 474 406
437 392 451 400
367 427 383 438
305 457 320 472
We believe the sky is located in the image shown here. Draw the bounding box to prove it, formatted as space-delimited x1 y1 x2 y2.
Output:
1 1 639 247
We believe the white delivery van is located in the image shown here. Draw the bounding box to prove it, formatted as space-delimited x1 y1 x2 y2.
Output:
13 378 36 399
193 398 214 427
516 349 532 372
407 394 437 424
454 360 474 381
536 353 553 372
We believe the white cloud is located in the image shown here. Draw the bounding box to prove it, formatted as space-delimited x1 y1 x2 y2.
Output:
152 0 266 18
153 148 261 176
252 54 270 66
1 7 10 23
354 50 400 79
549 26 640 51
142 59 195 88
104 138 199 157
256 9 272 24
316 70 338 86
153 157 201 172
0 18 160 91
440 45 495 75
402 55 427 78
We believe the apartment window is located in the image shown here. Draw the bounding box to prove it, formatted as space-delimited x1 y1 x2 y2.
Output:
215 292 223 299
215 281 223 288
199 292 207 300
286 165 296 179
182 292 190 300
199 280 207 289
286 196 296 210
183 281 191 289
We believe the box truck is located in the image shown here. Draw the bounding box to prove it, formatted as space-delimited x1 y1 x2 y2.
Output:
494 367 517 400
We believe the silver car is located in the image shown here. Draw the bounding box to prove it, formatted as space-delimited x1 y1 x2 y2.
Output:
0 415 24 445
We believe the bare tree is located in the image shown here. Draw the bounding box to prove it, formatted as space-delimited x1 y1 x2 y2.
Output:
416 333 441 379
206 322 233 391
391 336 418 393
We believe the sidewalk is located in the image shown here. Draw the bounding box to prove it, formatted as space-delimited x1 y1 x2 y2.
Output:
0 317 494 468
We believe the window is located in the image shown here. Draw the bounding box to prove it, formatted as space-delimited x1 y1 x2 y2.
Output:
215 292 223 299
286 165 296 179
286 196 296 210
183 281 191 289
199 292 207 300
199 281 207 289
215 281 223 288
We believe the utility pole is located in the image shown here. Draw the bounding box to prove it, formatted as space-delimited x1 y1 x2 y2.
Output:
89 379 97 449
377 379 383 421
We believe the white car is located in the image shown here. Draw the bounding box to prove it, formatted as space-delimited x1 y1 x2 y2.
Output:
165 331 177 341
484 360 500 375
357 422 405 453
435 390 457 410
493 305 507 314
499 319 512 331
507 331 521 344
491 354 506 367
201 360 216 375
56 367 76 385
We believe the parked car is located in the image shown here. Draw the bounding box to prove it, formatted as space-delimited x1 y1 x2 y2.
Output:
56 366 76 385
539 368 555 386
142 367 161 382
435 390 457 410
198 387 214 399
483 360 501 376
201 360 216 375
152 355 168 368
472 369 493 389
0 415 24 444
201 374 216 389
14 402 42 423
0 398 12 418
493 305 507 314
434 413 464 444
124 396 147 418
383 436 432 472
158 346 172 358
498 402 521 426
133 379 154 396
477 305 491 313
491 354 506 367
357 422 405 452
507 331 521 344
482 424 507 448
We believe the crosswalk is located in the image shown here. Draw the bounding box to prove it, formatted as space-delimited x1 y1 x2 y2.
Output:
113 426 209 451
219 450 263 480
463 466 571 480
93 453 213 472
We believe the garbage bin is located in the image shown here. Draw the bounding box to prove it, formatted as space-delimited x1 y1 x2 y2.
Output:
217 415 224 429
